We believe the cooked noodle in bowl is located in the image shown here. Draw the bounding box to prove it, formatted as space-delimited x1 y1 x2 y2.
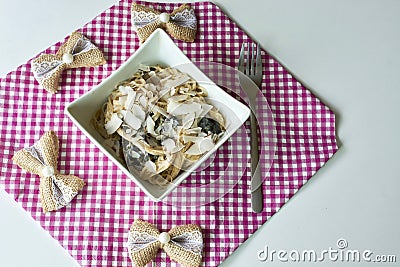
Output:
93 65 226 186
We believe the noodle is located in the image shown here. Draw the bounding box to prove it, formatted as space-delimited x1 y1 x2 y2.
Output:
93 65 225 185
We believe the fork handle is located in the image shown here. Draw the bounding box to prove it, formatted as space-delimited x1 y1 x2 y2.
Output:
250 111 263 213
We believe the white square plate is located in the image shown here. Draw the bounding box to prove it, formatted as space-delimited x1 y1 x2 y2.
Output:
65 29 250 201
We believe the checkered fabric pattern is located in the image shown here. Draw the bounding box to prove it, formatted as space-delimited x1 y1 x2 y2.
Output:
0 1 338 266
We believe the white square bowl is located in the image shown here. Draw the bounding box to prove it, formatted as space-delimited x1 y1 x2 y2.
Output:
65 29 250 201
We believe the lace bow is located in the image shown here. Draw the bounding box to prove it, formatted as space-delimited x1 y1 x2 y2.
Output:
131 3 197 43
12 131 85 213
127 219 203 267
31 32 106 94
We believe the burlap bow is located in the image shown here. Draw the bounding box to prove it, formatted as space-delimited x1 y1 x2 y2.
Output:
127 219 203 267
131 3 197 43
31 31 106 94
12 131 85 213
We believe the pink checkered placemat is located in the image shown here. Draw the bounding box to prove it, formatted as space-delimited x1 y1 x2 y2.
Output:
0 1 338 266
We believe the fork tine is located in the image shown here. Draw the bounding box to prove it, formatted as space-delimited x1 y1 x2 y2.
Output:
256 42 262 74
238 43 245 73
246 43 251 75
252 43 257 76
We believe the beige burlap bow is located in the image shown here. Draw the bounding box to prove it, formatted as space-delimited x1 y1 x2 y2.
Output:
131 3 197 43
12 131 85 213
31 31 106 94
127 219 203 267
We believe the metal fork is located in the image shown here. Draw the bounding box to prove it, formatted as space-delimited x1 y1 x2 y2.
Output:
238 42 263 213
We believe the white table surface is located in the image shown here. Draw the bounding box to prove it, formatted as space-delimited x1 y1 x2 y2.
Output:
1 0 399 266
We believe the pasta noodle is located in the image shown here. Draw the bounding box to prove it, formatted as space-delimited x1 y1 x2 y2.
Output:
93 65 225 185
